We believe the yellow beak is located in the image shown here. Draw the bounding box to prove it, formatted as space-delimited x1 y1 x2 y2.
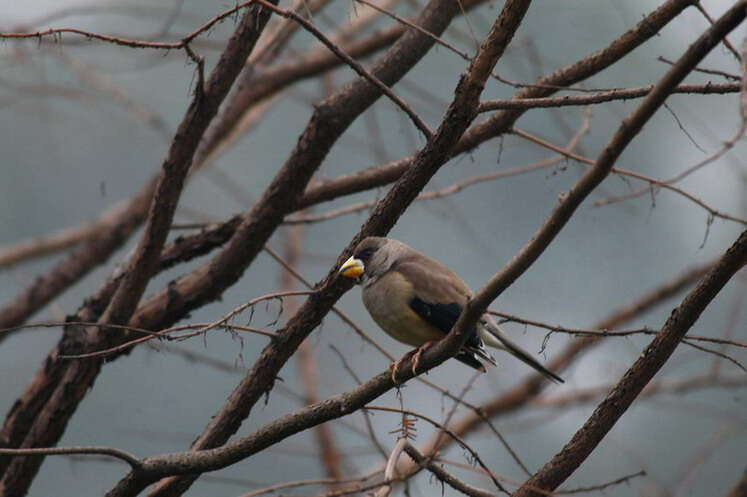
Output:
339 256 365 279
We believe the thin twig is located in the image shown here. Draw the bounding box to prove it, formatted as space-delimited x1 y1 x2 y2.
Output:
239 471 381 497
1 1 256 54
56 291 310 360
478 83 740 112
403 444 495 497
329 345 390 461
254 0 432 138
364 405 508 494
681 339 747 373
285 115 591 225
510 127 747 225
656 56 740 80
0 446 140 469
487 310 747 348
692 1 742 61
556 470 646 494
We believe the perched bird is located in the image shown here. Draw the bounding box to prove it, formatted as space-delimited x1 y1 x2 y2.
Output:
339 237 563 383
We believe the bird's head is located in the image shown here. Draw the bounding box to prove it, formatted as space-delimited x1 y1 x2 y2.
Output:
338 237 393 285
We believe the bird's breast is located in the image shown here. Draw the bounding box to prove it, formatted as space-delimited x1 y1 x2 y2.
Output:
362 271 444 347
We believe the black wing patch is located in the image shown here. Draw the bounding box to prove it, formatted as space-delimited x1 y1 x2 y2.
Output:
409 297 487 372
409 296 483 350
409 296 461 334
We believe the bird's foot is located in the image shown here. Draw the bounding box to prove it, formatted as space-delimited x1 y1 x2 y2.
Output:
389 353 411 385
389 342 438 383
411 341 437 376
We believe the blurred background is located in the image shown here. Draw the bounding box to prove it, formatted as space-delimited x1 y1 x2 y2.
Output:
0 0 745 495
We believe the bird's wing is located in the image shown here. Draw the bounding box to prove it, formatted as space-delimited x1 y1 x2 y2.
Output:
393 258 495 366
393 257 470 332
394 256 472 304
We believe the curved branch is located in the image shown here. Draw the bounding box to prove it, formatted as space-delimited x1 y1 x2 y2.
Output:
0 446 141 469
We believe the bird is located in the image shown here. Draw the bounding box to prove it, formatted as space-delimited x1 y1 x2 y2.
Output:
338 237 563 383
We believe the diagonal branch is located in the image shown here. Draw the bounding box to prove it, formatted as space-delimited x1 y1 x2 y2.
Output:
254 0 432 138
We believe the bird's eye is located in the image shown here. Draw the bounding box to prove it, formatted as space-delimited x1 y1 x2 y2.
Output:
356 247 375 262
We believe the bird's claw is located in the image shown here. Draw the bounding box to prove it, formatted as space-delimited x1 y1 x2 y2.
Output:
389 358 406 385
390 342 437 384
411 341 436 376
390 349 416 384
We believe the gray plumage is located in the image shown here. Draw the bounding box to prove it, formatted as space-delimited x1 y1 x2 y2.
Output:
339 237 563 382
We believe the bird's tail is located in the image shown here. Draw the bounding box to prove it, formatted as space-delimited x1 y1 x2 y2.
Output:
467 340 497 368
478 316 564 383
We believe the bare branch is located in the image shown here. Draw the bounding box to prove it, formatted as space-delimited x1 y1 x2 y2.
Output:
487 310 747 348
97 245 733 497
510 127 747 225
534 374 747 409
103 3 534 495
403 444 495 497
0 0 698 336
286 111 589 225
478 82 740 111
138 0 494 494
386 260 715 488
596 35 747 209
365 406 508 494
0 446 140 469
681 339 747 374
656 56 740 80
254 0 432 138
692 1 742 61
556 470 647 494
238 472 381 497
0 0 256 53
